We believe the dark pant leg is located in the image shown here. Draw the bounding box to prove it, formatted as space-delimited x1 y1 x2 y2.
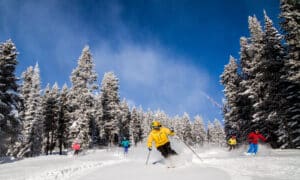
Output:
229 145 235 151
124 146 129 154
157 144 169 158
157 142 177 158
165 142 177 156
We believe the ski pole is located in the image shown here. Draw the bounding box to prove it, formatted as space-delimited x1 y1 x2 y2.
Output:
145 150 151 165
175 136 203 162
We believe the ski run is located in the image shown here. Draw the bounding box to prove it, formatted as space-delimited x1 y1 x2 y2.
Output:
1 139 299 180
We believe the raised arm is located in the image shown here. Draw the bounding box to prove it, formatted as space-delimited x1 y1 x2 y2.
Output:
258 134 267 142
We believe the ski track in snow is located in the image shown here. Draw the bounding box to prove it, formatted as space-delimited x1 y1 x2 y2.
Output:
0 144 299 180
192 146 300 180
28 160 124 180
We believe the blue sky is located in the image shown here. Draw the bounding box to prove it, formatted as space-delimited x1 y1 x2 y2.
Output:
0 0 280 123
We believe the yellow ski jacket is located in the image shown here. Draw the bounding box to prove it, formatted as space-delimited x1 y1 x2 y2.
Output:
147 127 175 148
228 138 237 145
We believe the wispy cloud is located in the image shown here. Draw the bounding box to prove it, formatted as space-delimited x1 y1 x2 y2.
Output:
93 39 213 118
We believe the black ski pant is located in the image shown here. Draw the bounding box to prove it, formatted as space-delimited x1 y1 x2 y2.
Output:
157 142 177 158
228 145 236 151
74 150 79 155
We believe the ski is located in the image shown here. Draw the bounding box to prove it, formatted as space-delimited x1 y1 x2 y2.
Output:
152 159 164 165
167 166 176 168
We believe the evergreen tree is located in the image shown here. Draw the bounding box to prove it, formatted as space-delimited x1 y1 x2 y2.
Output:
191 115 206 146
0 40 22 156
94 93 103 145
57 84 69 154
11 66 33 157
235 16 266 140
17 64 43 157
67 46 98 149
89 93 100 147
142 110 154 138
181 112 192 145
41 84 51 155
212 119 226 146
259 12 286 148
238 37 255 141
154 110 169 127
207 121 214 144
280 0 300 82
100 72 121 145
173 115 183 139
220 56 243 141
42 83 60 155
247 15 265 127
120 99 131 139
130 107 143 145
279 0 300 148
137 106 145 138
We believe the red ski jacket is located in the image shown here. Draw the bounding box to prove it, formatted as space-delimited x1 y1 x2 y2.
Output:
72 143 81 150
248 132 266 144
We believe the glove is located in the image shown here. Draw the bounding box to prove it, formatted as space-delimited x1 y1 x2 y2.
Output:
170 127 174 133
148 148 152 151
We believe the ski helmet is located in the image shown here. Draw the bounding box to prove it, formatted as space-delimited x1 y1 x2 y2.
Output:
151 121 161 129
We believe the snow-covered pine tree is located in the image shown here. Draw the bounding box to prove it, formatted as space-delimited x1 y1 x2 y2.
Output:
88 98 100 147
279 0 300 148
120 99 131 139
10 66 33 157
168 115 176 132
41 84 51 155
173 115 183 139
130 107 143 145
142 110 154 139
0 40 22 156
191 115 206 146
280 0 300 82
181 112 193 145
154 110 169 128
259 11 286 148
220 56 243 141
67 46 98 149
238 37 256 142
94 93 103 145
100 72 121 146
88 93 99 147
206 120 224 146
212 119 226 146
16 64 43 157
137 107 145 136
57 84 69 154
242 14 285 147
206 121 214 144
246 15 265 130
236 16 266 141
42 83 60 155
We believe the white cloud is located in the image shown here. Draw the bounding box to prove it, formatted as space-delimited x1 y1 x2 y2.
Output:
93 39 213 117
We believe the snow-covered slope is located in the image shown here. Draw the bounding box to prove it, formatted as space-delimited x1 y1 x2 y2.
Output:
0 141 299 180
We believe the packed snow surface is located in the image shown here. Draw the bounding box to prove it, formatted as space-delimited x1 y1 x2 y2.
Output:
1 140 299 180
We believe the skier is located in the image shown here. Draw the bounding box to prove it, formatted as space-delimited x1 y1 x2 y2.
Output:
120 137 130 155
147 121 177 158
72 140 81 155
247 129 267 155
228 135 237 151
